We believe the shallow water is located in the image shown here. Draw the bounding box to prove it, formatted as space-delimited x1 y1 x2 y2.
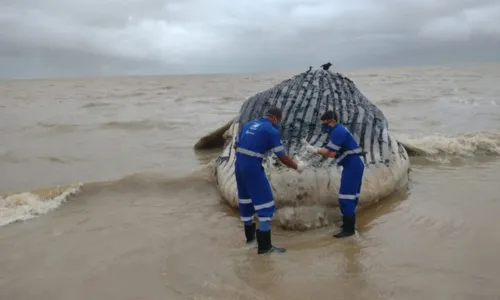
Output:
1 63 500 299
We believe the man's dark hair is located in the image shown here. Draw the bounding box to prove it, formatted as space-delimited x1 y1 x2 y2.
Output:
320 110 337 121
265 106 282 119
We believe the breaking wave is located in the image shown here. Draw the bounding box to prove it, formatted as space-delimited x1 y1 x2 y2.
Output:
0 165 216 228
0 184 83 226
397 131 500 162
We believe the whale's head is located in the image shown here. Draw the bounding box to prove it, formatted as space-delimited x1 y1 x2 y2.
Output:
217 67 408 169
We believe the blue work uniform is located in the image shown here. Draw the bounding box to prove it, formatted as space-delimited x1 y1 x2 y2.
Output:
234 117 286 228
325 123 365 217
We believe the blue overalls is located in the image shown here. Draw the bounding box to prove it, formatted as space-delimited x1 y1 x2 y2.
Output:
234 117 286 231
324 123 365 217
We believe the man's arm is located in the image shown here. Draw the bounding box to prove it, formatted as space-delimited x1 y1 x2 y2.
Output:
277 154 298 169
269 130 298 170
317 147 336 158
317 128 346 158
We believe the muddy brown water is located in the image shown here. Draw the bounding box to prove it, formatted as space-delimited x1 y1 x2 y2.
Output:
1 64 500 299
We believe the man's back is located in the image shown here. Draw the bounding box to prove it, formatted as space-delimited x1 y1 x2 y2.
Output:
328 123 363 166
236 118 285 165
332 124 358 148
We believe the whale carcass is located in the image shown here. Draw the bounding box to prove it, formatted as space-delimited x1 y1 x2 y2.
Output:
195 65 411 230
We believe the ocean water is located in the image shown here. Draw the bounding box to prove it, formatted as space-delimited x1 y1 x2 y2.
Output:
1 63 500 300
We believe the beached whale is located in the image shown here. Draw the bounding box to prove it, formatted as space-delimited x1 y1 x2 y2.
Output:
195 64 411 230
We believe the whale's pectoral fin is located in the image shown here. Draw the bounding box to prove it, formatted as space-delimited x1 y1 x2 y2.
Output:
194 118 235 150
398 141 426 156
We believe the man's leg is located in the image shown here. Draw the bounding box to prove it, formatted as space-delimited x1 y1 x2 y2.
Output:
247 169 285 254
334 166 359 238
353 161 365 225
235 170 256 244
352 164 365 231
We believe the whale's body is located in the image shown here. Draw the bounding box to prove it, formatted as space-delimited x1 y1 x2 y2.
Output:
199 66 410 230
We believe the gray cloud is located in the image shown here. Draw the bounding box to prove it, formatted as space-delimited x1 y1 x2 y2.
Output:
1 0 499 78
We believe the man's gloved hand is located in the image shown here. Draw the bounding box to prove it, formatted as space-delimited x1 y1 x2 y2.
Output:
296 161 306 173
304 145 318 154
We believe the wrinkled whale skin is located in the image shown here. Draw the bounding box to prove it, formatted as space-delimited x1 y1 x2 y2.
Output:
209 67 410 230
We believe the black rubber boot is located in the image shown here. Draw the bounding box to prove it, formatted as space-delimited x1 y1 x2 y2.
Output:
244 223 256 243
257 230 286 254
339 214 355 229
333 215 355 238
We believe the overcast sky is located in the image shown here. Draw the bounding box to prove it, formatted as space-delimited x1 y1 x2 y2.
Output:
1 0 500 78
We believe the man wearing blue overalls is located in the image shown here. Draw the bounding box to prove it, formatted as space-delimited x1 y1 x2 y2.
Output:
306 110 365 238
233 106 304 254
